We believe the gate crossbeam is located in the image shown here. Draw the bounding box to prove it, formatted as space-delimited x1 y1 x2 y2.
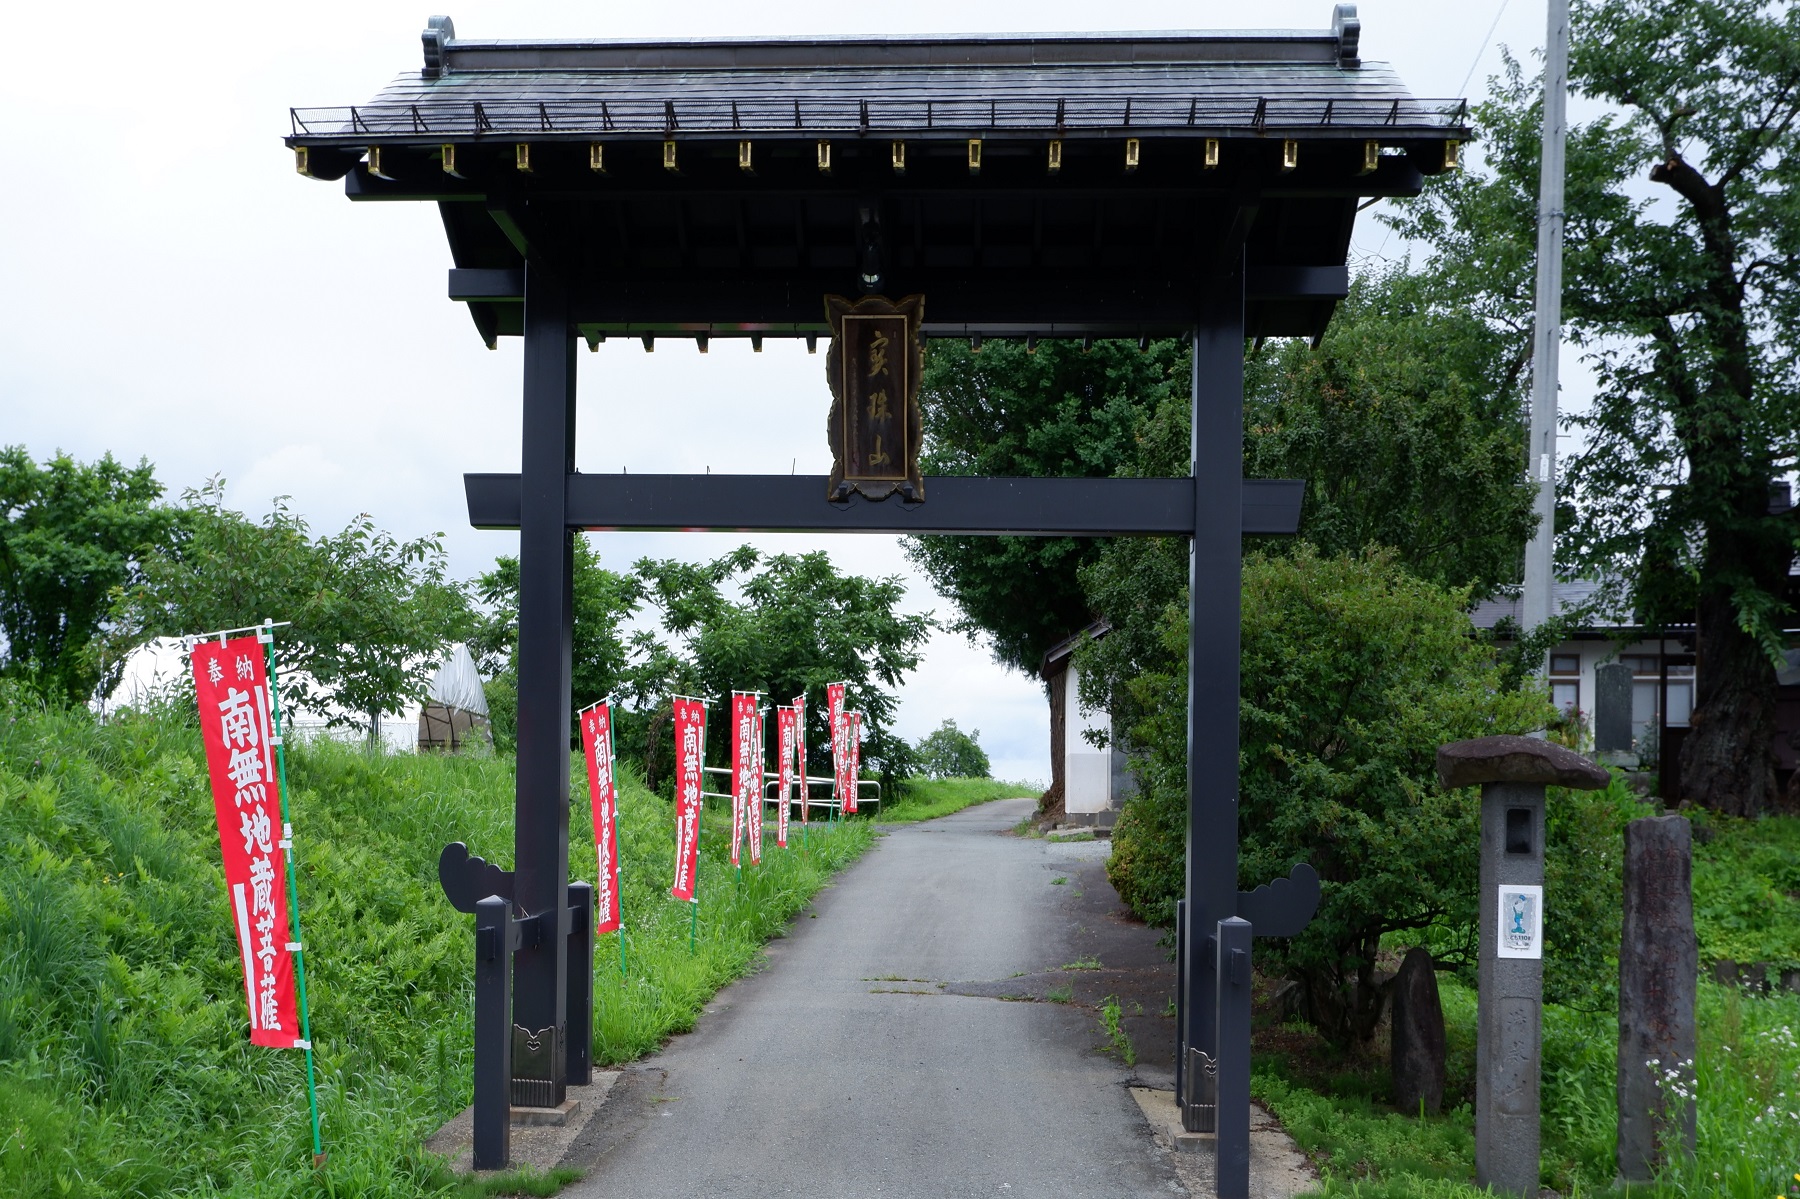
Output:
465 473 1304 537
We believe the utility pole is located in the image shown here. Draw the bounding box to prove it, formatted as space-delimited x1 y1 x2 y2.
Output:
1521 0 1570 644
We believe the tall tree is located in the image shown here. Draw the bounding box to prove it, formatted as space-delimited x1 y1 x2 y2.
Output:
470 535 643 750
906 338 1187 675
633 547 933 789
113 480 472 729
1079 269 1544 739
906 338 1187 799
0 447 173 704
1389 1 1800 814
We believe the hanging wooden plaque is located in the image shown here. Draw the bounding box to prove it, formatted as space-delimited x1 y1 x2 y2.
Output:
825 294 924 502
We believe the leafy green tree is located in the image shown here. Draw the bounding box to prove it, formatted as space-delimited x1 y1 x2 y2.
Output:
906 338 1188 675
1102 549 1551 1047
0 447 173 704
913 718 991 779
1078 269 1546 743
1245 269 1538 597
905 338 1188 801
633 547 933 790
1387 0 1800 814
112 480 472 731
470 535 643 752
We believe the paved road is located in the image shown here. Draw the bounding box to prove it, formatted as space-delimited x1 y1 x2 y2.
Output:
564 797 1183 1198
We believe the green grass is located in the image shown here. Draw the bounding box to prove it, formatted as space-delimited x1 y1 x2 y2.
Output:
875 776 1039 823
1691 812 1800 971
1252 813 1800 1199
1099 996 1136 1066
0 688 873 1198
1255 977 1800 1199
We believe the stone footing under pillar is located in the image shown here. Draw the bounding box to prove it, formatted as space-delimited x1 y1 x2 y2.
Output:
427 1073 618 1176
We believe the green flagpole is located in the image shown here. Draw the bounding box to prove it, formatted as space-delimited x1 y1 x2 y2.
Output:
262 621 324 1169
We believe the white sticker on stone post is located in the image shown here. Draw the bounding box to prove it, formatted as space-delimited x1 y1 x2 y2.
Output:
1496 884 1543 959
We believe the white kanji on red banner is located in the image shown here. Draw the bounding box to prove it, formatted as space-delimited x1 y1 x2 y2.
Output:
775 706 796 848
192 636 301 1049
845 710 863 814
582 703 622 935
670 698 706 902
826 682 848 813
792 693 808 824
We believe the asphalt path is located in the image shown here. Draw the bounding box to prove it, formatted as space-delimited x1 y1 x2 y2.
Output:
563 797 1183 1198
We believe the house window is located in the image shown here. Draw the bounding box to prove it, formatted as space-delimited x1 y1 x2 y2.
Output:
1549 654 1580 717
1664 663 1694 727
1616 654 1694 763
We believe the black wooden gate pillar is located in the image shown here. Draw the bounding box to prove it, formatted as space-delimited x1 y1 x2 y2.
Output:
1179 261 1246 1134
512 259 576 1108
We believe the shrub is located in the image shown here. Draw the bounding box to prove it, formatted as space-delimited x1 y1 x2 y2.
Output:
1103 549 1553 1047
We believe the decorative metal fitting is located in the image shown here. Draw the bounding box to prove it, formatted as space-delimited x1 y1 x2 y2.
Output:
891 140 906 175
1361 140 1379 174
663 140 678 172
739 140 753 172
967 139 982 175
1124 138 1141 172
514 143 531 173
1281 139 1299 171
366 146 393 180
1047 139 1062 173
589 142 605 173
1204 138 1221 169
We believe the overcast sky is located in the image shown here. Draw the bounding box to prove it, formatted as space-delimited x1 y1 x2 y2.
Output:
0 0 1554 783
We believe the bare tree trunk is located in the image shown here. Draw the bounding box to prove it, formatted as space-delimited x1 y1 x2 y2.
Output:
1679 590 1778 816
1045 671 1067 811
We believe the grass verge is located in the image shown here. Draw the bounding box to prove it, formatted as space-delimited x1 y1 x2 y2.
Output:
1253 976 1800 1198
0 687 873 1198
876 776 1039 823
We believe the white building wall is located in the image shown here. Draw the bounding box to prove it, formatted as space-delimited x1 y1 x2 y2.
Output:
1064 660 1112 814
1545 637 1691 758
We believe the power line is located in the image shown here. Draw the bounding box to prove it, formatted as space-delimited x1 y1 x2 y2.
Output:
1457 0 1513 99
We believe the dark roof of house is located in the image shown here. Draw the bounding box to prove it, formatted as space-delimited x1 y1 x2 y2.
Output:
1041 621 1111 679
287 12 1464 147
1469 580 1614 632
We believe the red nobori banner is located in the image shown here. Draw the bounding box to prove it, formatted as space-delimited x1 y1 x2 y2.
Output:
581 702 622 935
748 705 766 865
192 636 302 1049
792 693 808 823
775 705 796 848
826 682 848 810
846 710 863 814
730 692 757 868
670 697 707 902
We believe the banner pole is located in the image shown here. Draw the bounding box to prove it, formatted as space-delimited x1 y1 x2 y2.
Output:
262 624 324 1169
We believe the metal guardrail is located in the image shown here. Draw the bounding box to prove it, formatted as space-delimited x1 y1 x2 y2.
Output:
700 765 878 813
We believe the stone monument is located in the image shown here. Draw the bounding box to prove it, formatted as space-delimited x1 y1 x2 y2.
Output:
1617 814 1696 1182
1437 735 1609 1197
